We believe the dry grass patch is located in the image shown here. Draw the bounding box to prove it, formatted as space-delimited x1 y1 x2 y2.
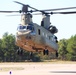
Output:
0 67 24 72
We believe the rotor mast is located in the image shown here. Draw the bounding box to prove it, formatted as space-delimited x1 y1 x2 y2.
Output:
14 2 33 25
21 13 33 25
13 1 76 26
41 14 50 29
21 5 33 25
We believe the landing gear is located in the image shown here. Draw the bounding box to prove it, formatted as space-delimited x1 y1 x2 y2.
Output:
43 49 49 55
17 47 23 56
29 52 33 61
29 52 33 57
55 51 58 58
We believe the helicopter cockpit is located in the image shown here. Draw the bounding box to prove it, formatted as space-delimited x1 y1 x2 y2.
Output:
17 25 26 31
17 24 36 36
17 24 33 31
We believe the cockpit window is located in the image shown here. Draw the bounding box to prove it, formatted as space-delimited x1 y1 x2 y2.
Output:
23 26 26 29
27 25 32 30
17 25 34 31
17 26 26 30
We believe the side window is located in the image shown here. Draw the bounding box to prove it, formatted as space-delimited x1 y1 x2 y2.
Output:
38 29 41 35
27 26 32 30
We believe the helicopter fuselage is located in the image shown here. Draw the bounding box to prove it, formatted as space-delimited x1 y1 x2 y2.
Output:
16 23 58 52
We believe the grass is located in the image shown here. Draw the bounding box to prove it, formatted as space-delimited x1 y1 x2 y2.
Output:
43 59 76 64
0 60 76 64
0 67 24 72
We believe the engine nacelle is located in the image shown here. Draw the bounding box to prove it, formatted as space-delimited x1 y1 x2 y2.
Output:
48 25 58 34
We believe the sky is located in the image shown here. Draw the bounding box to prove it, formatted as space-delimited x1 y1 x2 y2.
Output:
0 0 76 40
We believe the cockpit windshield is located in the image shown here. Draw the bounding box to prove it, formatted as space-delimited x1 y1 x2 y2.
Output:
17 25 26 31
27 25 32 30
19 26 26 29
17 25 34 31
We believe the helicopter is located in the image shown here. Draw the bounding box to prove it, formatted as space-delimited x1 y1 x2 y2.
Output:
0 1 76 57
14 1 59 56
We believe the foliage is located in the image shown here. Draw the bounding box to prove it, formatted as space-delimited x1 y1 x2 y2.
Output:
66 35 76 61
58 39 68 60
0 32 41 62
0 32 76 62
58 35 76 61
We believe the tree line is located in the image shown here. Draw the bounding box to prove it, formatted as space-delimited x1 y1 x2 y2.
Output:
0 32 41 62
0 32 76 62
58 35 76 61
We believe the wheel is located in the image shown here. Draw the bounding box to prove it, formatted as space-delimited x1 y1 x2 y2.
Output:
29 52 33 60
43 49 49 55
56 51 58 57
17 47 23 55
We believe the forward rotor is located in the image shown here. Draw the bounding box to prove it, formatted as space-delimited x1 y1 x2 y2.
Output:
0 1 76 15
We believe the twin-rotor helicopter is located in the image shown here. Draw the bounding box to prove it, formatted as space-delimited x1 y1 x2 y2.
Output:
0 1 76 58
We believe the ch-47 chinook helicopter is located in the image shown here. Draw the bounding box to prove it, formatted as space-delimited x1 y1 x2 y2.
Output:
0 1 76 57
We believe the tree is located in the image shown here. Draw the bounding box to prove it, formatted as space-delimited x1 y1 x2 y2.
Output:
0 39 4 61
66 35 76 61
58 39 68 60
0 32 41 62
1 32 18 61
1 32 75 62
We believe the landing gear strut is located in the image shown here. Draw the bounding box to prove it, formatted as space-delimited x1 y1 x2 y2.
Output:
56 51 58 58
17 47 23 55
43 48 49 55
29 52 33 60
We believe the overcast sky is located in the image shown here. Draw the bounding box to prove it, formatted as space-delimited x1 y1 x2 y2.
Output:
0 0 76 40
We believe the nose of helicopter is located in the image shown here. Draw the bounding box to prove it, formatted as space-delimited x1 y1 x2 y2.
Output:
16 25 36 37
16 29 36 37
16 30 31 36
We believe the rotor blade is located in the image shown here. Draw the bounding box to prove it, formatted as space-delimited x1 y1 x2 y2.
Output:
0 11 19 13
29 7 76 13
30 7 76 13
50 11 76 14
14 1 76 12
32 13 42 15
14 1 29 8
14 1 25 5
6 14 21 16
14 1 37 10
14 1 45 13
39 7 76 12
32 11 76 15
